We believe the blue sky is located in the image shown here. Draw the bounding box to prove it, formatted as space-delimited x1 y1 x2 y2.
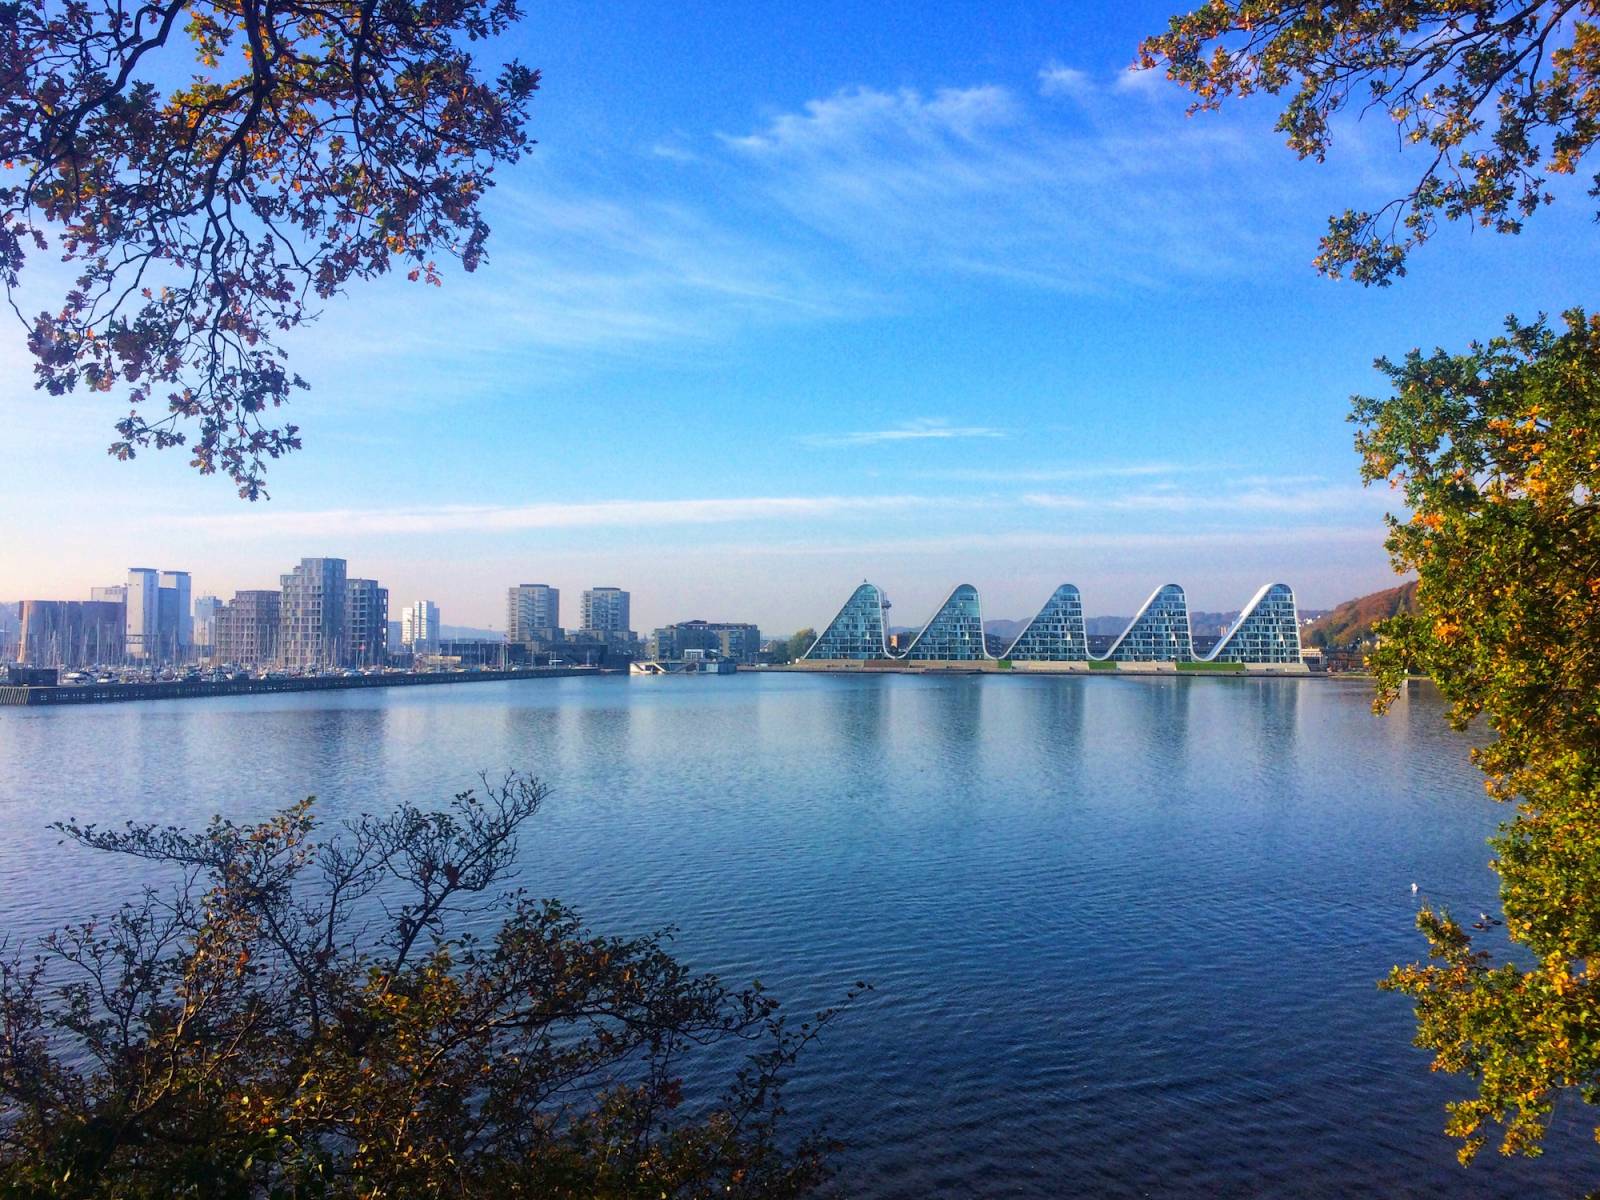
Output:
4 1 1598 633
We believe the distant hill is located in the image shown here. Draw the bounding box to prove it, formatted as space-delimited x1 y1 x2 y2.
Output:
1189 610 1239 638
1302 582 1419 647
441 623 500 641
983 618 1028 641
984 617 1139 638
1084 616 1132 637
989 614 1229 638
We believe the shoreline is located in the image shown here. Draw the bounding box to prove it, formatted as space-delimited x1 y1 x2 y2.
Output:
776 660 1315 677
0 665 616 708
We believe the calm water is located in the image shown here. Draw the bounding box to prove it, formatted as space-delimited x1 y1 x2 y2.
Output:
0 672 1590 1196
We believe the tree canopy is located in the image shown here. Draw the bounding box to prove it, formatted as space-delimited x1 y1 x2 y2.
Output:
0 774 856 1196
1139 2 1600 284
1355 310 1600 1161
2 0 539 496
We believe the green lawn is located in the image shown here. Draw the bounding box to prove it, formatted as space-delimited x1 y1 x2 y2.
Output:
1087 659 1117 671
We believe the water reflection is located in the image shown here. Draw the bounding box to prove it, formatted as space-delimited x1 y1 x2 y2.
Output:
0 675 1583 1198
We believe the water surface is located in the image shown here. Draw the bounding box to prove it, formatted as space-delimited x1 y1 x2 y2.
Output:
0 672 1588 1196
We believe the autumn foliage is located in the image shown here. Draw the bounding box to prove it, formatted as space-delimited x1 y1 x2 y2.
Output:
1 0 539 495
1300 580 1419 648
0 775 854 1196
1140 2 1600 284
1354 311 1600 1160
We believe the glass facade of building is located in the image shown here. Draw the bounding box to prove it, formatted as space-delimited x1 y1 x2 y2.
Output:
904 584 989 661
804 583 891 660
1004 585 1087 661
806 580 1303 667
1102 584 1193 662
1203 583 1302 664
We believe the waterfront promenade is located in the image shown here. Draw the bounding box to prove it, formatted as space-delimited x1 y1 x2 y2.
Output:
0 665 608 707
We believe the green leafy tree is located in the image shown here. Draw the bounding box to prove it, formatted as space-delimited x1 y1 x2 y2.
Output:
1139 2 1600 284
0 773 859 1196
787 629 817 661
2 0 539 496
1354 311 1600 1162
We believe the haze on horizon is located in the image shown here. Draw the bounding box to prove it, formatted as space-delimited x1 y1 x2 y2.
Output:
5 1 1597 635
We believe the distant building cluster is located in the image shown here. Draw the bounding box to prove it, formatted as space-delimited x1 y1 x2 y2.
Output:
17 559 390 672
8 562 774 676
647 620 762 665
498 584 631 665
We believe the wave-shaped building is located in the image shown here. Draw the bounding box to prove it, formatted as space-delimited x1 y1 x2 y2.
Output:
802 581 1305 670
1202 583 1301 664
1003 585 1087 661
903 585 987 661
807 583 894 660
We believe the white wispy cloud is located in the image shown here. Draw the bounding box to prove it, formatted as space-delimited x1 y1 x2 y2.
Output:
1022 483 1386 514
721 81 1289 291
800 418 1007 448
280 180 871 400
281 70 1320 398
724 85 1022 155
649 142 702 164
171 494 943 538
1037 63 1093 99
160 478 1386 542
911 462 1213 483
735 525 1387 557
1114 66 1168 97
1234 473 1328 487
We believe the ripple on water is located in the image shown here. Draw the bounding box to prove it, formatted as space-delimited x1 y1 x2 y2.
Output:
0 674 1583 1197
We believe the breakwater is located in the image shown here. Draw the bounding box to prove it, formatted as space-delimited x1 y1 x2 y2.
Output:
0 666 607 707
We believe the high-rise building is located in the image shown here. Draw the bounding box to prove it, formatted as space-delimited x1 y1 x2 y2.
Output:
401 600 440 652
506 584 559 643
345 579 389 667
125 568 159 662
214 590 281 666
122 568 193 663
279 557 347 669
159 570 192 660
192 595 223 656
0 603 17 661
90 585 127 604
18 600 125 667
581 587 631 636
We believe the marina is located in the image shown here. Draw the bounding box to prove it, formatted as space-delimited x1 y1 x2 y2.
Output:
0 665 606 706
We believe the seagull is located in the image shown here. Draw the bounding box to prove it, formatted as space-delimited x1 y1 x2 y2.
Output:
1411 882 1418 894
